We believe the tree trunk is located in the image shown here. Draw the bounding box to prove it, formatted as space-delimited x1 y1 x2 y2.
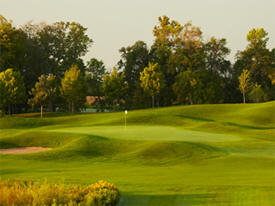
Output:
152 95 155 108
72 101 74 114
189 94 193 105
48 101 53 112
8 104 11 115
243 91 246 104
157 97 159 108
40 104 43 118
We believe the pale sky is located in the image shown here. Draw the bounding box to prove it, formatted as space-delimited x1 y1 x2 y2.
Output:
1 0 275 70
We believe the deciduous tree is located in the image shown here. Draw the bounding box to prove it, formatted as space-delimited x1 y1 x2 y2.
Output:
151 16 204 105
172 70 198 105
140 63 165 108
118 41 150 108
102 67 128 110
85 58 106 96
60 65 87 113
204 37 231 76
22 21 93 79
0 69 26 114
239 69 251 104
248 83 264 103
234 28 273 100
28 74 56 118
0 15 27 72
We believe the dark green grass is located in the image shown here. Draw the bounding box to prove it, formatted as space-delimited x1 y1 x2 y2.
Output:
0 101 274 205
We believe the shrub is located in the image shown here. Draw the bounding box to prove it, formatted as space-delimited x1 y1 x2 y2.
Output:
248 83 264 103
0 179 119 206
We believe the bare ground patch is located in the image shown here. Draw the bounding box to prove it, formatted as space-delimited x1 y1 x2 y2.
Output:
0 147 52 154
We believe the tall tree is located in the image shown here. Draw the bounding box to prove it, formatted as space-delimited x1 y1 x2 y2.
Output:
102 67 128 110
19 22 51 90
248 83 264 103
151 15 181 106
234 28 274 101
22 21 93 79
85 58 106 96
60 65 87 113
118 41 150 108
140 63 165 108
0 68 26 114
28 74 56 118
203 37 233 103
239 69 251 104
151 16 204 105
0 14 27 72
204 37 231 76
172 70 198 105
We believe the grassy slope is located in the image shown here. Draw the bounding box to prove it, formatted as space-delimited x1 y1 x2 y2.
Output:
0 101 274 205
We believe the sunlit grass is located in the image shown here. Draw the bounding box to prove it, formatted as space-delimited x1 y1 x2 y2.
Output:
0 101 274 205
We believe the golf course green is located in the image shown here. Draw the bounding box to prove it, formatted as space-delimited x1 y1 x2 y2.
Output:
0 102 274 205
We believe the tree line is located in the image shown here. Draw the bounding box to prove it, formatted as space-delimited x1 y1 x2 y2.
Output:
0 14 274 115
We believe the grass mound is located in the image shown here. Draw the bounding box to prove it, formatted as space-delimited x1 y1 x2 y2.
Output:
0 131 78 149
0 102 274 205
0 130 227 164
138 141 227 164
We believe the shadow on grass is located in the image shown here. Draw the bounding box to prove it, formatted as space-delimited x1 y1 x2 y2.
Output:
176 115 215 122
118 193 222 206
0 141 20 149
176 114 275 130
118 190 274 206
224 122 275 130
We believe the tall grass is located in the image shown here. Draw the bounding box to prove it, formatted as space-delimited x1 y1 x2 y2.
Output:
0 179 120 206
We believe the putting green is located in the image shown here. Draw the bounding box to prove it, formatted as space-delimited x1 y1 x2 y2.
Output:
49 125 241 142
0 102 274 205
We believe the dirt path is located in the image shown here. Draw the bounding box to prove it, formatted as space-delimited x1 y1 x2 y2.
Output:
0 147 52 154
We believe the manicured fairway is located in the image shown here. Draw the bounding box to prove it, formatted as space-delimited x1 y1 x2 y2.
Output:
0 102 275 205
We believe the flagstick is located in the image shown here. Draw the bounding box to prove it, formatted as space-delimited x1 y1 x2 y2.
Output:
124 110 128 129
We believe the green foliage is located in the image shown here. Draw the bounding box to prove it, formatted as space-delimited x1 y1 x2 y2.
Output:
118 41 150 108
248 83 264 103
32 21 93 78
28 74 57 118
153 15 203 73
0 15 27 71
173 70 198 104
60 65 87 113
204 37 231 76
86 58 106 96
204 38 233 103
102 67 128 110
0 14 94 114
140 62 165 107
1 14 275 113
246 28 269 48
234 28 273 101
86 58 106 83
118 41 149 85
151 15 206 106
0 179 119 206
0 68 26 114
131 84 152 109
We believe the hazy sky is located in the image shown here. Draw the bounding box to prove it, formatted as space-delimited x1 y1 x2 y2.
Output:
2 0 275 70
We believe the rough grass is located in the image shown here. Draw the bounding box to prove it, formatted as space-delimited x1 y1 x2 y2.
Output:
0 101 274 205
0 179 120 206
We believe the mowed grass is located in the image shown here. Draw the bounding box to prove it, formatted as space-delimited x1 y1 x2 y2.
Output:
0 102 275 205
